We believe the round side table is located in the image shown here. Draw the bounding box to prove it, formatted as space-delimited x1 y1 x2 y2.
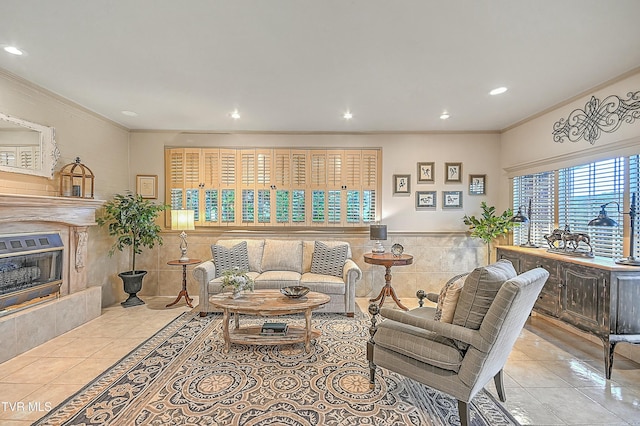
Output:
166 258 201 308
364 252 413 311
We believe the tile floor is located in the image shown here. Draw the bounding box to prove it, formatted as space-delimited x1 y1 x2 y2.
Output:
0 296 638 425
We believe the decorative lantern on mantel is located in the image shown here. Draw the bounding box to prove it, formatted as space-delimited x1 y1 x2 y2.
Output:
59 157 94 199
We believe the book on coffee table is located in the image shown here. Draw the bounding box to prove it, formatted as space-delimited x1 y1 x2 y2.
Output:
261 322 288 336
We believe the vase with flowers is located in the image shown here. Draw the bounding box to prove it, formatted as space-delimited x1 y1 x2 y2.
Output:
220 267 255 298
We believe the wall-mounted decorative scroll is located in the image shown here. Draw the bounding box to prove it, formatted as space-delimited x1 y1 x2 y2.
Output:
552 91 640 145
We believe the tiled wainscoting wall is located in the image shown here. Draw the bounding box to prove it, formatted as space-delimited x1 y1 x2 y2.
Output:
130 231 486 302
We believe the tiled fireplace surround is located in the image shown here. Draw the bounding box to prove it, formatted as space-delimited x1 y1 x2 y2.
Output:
0 194 103 364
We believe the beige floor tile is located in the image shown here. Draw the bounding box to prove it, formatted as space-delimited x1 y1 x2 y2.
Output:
0 356 39 380
497 387 565 425
20 337 76 358
576 385 640 424
504 360 573 388
90 338 145 359
0 357 85 385
50 357 120 385
46 337 113 358
0 383 83 421
0 383 42 403
526 387 626 425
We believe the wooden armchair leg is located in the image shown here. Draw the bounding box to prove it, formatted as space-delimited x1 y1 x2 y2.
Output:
457 400 469 426
494 369 506 402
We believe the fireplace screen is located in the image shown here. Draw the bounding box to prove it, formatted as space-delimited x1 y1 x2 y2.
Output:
0 233 63 311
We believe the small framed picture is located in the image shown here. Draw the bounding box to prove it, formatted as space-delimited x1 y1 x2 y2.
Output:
136 174 158 199
416 191 436 210
443 191 463 209
445 162 462 183
393 174 411 194
469 174 486 195
417 162 435 183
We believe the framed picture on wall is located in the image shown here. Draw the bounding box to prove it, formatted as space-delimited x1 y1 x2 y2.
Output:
469 174 486 195
136 174 158 199
443 190 463 208
445 162 462 183
416 191 436 210
393 174 411 194
417 162 435 183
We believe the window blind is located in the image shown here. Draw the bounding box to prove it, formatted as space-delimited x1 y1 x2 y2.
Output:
630 155 640 259
512 171 555 247
558 157 624 258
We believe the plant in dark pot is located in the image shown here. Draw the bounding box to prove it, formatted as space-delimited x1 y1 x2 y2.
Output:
463 201 514 264
97 193 168 307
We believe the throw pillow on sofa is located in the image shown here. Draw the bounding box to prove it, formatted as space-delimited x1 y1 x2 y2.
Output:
310 241 348 278
211 241 250 278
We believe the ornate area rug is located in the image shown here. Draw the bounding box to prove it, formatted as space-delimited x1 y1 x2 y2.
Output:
34 310 518 426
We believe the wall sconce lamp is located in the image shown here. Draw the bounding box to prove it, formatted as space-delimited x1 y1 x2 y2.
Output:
171 209 195 262
588 193 639 266
370 224 387 254
510 199 538 248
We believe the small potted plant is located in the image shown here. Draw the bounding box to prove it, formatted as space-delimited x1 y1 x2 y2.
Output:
220 266 254 298
97 193 168 307
463 201 515 264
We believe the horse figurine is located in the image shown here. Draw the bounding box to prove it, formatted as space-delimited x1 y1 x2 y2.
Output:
544 228 565 249
544 226 592 253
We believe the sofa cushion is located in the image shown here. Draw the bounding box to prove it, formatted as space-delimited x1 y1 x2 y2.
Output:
310 241 348 278
261 240 303 273
210 241 250 278
215 239 265 273
453 259 516 339
434 273 468 323
374 318 463 372
300 273 346 294
254 270 302 288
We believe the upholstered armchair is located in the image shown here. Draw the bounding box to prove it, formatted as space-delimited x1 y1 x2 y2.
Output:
367 260 549 426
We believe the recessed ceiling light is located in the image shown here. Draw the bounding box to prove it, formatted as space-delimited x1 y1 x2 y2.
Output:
440 112 450 120
230 109 240 120
121 110 138 117
3 46 23 55
489 87 508 96
343 111 353 120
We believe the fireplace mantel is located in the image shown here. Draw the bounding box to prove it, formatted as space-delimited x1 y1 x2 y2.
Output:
0 193 104 226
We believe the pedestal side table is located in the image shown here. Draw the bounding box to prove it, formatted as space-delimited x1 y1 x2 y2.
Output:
364 252 413 311
166 258 201 308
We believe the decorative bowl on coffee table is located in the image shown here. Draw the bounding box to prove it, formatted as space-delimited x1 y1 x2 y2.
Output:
281 286 310 299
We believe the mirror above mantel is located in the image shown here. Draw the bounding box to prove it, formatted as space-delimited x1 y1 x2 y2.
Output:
0 112 60 179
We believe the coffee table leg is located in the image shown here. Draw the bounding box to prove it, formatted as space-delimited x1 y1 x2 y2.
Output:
222 308 230 353
304 308 312 352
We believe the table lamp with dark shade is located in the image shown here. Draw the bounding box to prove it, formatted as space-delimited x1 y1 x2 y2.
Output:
370 224 387 254
588 192 640 266
510 198 538 248
171 209 195 262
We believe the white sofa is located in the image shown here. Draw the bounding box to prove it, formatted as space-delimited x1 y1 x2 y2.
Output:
194 239 362 317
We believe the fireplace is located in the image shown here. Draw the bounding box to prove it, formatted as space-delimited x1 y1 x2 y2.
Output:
0 233 64 313
0 193 103 364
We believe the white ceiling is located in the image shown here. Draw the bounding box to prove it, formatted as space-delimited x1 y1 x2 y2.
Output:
1 1 640 133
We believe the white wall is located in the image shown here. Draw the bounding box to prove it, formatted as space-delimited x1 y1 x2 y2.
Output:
499 71 640 208
129 131 502 232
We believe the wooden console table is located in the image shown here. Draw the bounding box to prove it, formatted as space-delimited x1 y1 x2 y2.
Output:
497 246 640 379
364 252 413 311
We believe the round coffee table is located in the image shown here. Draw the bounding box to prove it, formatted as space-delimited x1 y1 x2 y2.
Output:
209 289 331 353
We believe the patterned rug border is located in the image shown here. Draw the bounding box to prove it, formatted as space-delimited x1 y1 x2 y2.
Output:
34 309 520 426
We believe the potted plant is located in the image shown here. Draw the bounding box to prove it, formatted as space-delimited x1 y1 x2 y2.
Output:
97 193 168 307
463 201 515 264
220 266 254 298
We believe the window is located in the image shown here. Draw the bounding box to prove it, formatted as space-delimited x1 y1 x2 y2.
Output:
558 157 624 258
512 172 555 247
166 147 380 228
630 155 640 259
514 157 632 260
